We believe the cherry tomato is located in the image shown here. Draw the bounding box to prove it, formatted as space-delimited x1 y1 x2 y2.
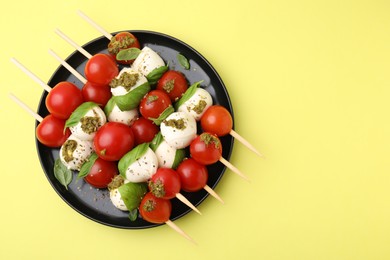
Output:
190 132 222 165
85 53 119 86
82 81 112 107
156 70 188 101
149 168 181 199
84 157 118 188
139 192 172 224
130 117 159 145
93 122 135 161
45 81 83 119
36 114 71 147
108 31 141 64
176 158 208 192
139 90 172 120
201 105 233 136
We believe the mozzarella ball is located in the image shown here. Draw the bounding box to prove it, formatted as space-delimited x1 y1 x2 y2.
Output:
109 188 128 211
160 112 197 149
131 46 165 77
110 67 148 96
70 105 106 141
177 88 213 121
107 104 139 126
124 147 158 183
59 134 93 171
154 140 178 168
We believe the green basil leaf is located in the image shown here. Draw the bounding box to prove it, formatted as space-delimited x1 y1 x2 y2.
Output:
148 105 174 126
104 96 117 117
65 102 98 129
118 143 150 177
118 182 148 211
54 158 72 190
149 132 164 152
146 65 169 85
177 53 190 70
116 48 141 61
128 209 138 221
172 149 186 169
115 82 150 111
77 153 98 179
174 81 203 110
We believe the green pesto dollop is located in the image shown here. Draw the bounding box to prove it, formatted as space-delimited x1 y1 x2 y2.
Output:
110 72 139 91
191 100 207 114
163 118 186 130
163 79 175 93
80 115 101 134
108 35 135 55
62 139 78 162
200 133 220 149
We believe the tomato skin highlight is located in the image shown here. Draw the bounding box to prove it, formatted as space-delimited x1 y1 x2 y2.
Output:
149 168 181 199
130 117 159 145
139 90 172 120
139 192 172 224
190 133 223 165
176 158 208 192
108 32 141 64
45 81 83 119
84 157 118 188
156 70 188 102
85 53 119 86
201 105 233 137
93 122 135 161
36 114 71 147
82 81 112 108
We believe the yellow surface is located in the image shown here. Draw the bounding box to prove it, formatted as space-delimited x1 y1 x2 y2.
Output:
1 0 390 259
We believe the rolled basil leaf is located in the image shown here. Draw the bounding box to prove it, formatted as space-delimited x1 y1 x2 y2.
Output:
65 102 99 129
150 132 164 152
148 105 174 126
77 153 99 179
115 82 150 111
118 143 150 178
174 81 203 110
146 65 169 85
104 96 117 117
116 48 141 61
172 149 186 169
54 158 72 190
118 182 148 211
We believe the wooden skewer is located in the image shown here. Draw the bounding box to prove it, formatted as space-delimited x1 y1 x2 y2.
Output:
77 10 113 40
203 185 224 204
230 129 263 158
9 93 43 122
54 28 92 59
219 157 250 182
175 193 202 215
165 220 197 245
48 49 87 84
10 58 52 93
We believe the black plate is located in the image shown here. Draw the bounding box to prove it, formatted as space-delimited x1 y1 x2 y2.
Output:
36 30 234 229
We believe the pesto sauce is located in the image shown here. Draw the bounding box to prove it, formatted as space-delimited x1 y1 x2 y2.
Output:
62 140 77 162
108 35 135 55
163 118 186 130
110 72 139 91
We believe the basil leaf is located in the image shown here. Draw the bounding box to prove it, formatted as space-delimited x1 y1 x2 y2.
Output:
115 82 150 111
148 105 174 126
65 102 98 129
77 153 98 179
54 158 72 190
150 132 164 152
104 96 117 117
146 65 169 85
177 53 190 70
118 143 150 177
118 182 148 211
172 149 186 169
174 81 203 110
116 48 141 61
128 209 138 221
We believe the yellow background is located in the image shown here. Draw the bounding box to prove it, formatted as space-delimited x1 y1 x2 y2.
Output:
1 0 390 259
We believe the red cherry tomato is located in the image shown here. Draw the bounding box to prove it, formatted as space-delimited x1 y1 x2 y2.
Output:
84 157 118 188
36 114 71 147
139 90 172 120
82 81 112 107
85 53 118 86
93 122 135 161
45 81 83 119
156 70 188 101
201 105 233 136
108 31 141 64
130 117 159 145
190 132 222 165
139 192 172 224
176 158 208 192
149 168 181 199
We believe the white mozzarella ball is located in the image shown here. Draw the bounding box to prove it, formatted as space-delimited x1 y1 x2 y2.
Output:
160 112 197 149
107 104 139 126
177 88 213 121
110 68 148 96
154 140 177 168
109 188 128 211
124 147 158 183
59 134 93 171
131 46 165 77
70 106 106 141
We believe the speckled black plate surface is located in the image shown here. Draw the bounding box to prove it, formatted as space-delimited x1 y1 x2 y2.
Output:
36 30 234 229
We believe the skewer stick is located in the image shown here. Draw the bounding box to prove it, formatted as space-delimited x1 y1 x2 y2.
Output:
175 193 202 215
165 220 197 245
10 58 52 93
230 129 263 158
203 185 224 204
48 49 87 84
9 93 43 122
77 10 113 40
54 28 93 59
219 157 250 182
